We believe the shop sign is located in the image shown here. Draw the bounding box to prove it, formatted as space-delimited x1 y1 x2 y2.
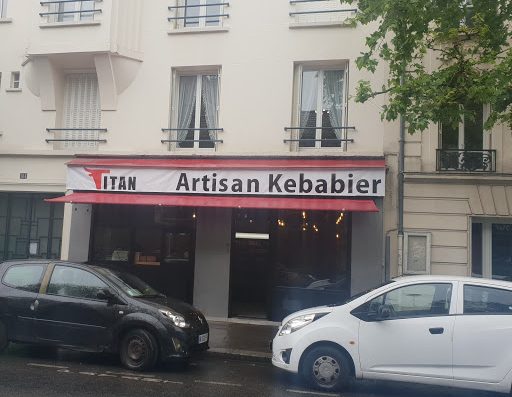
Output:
68 167 385 197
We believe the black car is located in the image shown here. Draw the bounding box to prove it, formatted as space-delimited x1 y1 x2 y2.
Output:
0 260 209 371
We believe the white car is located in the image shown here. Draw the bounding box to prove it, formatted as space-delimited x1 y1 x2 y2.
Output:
272 275 512 393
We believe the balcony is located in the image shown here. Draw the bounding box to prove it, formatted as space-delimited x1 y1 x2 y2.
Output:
46 128 107 150
284 126 355 150
161 127 223 150
436 149 496 172
168 1 229 32
289 0 357 28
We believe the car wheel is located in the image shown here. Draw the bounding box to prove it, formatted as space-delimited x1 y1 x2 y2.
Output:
300 345 352 392
120 329 158 371
0 321 8 352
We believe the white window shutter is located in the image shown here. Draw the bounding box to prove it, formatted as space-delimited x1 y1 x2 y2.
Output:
62 73 101 150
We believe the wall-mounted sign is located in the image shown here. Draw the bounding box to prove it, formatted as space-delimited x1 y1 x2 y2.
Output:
68 166 385 197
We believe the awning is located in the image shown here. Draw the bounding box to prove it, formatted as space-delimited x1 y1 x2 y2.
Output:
46 193 379 212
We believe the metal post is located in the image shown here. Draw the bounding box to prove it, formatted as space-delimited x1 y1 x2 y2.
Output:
397 74 405 276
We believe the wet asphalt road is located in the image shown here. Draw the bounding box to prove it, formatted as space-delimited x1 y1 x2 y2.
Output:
0 344 502 397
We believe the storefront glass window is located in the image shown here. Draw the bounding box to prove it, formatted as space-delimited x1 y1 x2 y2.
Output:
471 222 482 277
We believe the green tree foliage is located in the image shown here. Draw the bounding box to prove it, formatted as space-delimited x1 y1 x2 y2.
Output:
343 0 512 132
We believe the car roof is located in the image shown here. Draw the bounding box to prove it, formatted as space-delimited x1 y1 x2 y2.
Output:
392 274 512 288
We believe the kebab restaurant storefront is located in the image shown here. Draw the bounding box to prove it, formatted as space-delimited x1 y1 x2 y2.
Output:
49 157 386 321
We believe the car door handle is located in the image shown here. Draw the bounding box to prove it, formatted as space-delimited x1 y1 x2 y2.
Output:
30 299 39 312
429 327 444 335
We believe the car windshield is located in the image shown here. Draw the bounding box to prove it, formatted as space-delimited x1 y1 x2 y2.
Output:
95 268 163 298
332 280 395 306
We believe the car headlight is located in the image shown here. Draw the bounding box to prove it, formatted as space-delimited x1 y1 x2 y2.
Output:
279 313 327 336
159 309 189 328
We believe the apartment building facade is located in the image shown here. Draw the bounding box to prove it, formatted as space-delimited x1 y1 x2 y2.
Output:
0 0 391 321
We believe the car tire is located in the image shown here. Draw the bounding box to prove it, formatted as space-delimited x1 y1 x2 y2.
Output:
0 321 8 352
300 345 352 392
120 329 158 371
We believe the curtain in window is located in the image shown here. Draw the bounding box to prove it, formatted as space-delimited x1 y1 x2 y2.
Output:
177 76 197 142
323 70 343 139
300 71 318 142
202 75 218 141
0 0 7 18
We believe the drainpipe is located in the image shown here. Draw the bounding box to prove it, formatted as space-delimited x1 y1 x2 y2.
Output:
397 74 405 276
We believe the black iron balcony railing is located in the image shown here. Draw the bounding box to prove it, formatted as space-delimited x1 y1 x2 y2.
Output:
436 149 496 172
289 0 357 23
161 127 223 149
168 1 229 29
40 0 101 23
284 126 355 148
46 128 107 144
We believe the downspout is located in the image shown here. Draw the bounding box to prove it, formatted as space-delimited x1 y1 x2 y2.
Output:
397 74 405 276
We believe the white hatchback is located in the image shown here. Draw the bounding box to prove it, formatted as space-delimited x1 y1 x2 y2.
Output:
272 275 512 393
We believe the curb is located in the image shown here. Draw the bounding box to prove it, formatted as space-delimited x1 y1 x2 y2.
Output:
205 348 272 363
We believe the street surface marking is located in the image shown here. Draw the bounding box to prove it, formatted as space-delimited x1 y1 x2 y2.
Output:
107 370 155 377
79 372 97 376
194 380 243 387
27 363 69 369
287 389 341 397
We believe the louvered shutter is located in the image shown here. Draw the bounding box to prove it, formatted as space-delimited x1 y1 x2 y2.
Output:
62 73 101 150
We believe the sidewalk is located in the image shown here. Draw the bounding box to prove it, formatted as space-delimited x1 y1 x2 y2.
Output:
206 318 279 361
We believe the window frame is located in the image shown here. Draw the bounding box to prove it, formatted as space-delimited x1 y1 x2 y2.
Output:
170 68 221 151
51 0 96 23
46 264 109 301
179 0 226 29
10 71 20 90
403 232 431 275
0 0 7 18
294 62 349 151
1 263 46 293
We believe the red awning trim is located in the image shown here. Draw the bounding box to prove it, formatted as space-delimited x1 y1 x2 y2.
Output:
66 158 385 170
46 193 379 212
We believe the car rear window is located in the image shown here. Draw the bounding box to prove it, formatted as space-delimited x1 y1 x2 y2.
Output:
2 264 45 293
464 284 512 314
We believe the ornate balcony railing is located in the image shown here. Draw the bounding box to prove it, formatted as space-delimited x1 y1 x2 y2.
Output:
289 0 357 26
436 149 496 172
162 127 223 150
284 126 355 149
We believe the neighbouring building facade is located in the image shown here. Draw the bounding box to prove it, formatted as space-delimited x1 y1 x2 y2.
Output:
5 0 509 322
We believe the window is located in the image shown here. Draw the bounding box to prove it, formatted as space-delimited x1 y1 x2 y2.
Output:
464 285 512 314
2 265 45 293
472 220 512 281
354 283 453 321
47 266 108 300
0 0 7 18
178 0 225 28
10 71 20 89
173 72 219 149
298 67 347 148
438 102 494 171
59 73 101 149
51 0 95 23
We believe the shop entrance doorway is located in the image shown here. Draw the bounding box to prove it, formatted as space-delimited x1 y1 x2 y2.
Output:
229 210 271 319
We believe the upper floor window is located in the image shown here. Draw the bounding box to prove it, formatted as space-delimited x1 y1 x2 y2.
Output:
437 102 495 172
169 0 229 30
10 71 20 89
50 73 103 150
43 0 97 23
289 0 357 27
0 0 8 18
169 71 220 150
295 66 348 149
